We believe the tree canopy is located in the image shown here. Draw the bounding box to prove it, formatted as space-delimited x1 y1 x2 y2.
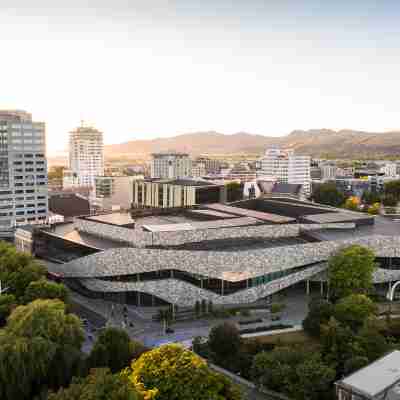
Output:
0 299 85 400
208 322 242 368
87 327 146 373
48 368 142 400
334 294 377 331
328 245 375 300
23 278 69 304
252 347 335 400
384 180 400 200
311 182 345 207
0 241 46 299
0 293 16 326
362 190 381 206
129 344 242 400
302 298 334 337
226 182 243 202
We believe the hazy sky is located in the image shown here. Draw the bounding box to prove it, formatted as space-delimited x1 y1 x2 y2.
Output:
1 0 400 154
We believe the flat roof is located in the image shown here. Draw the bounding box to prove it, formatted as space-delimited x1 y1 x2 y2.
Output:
310 216 400 241
304 211 374 224
203 203 295 224
142 216 260 232
86 213 134 226
338 350 400 399
187 209 237 219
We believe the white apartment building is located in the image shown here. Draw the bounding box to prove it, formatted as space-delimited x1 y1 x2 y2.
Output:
380 162 397 178
259 148 311 196
192 162 206 178
63 124 104 188
150 152 192 179
0 110 48 230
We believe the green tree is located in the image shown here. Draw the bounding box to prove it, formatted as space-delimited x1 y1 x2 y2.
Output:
252 347 304 390
302 298 334 337
320 317 361 374
384 180 400 200
0 293 16 326
295 355 336 400
356 324 391 362
0 299 85 399
87 327 146 373
381 194 398 207
48 368 142 400
0 241 46 299
334 294 377 331
208 322 242 368
252 347 334 400
328 245 375 300
129 344 242 400
362 190 381 205
226 182 243 202
23 279 69 304
343 356 369 375
6 299 84 348
0 332 57 400
311 182 345 207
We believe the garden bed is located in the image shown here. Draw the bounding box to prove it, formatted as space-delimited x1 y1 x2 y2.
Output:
238 318 263 325
239 323 292 335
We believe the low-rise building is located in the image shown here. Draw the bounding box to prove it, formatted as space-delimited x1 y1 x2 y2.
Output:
336 350 400 400
94 175 143 211
132 179 224 208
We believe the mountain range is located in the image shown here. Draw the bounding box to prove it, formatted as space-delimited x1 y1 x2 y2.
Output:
104 129 400 159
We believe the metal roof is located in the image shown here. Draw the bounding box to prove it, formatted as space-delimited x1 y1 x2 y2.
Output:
142 217 260 232
337 351 400 399
86 213 134 226
203 203 295 224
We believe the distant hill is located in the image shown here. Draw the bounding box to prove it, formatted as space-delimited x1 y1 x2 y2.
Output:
104 129 400 158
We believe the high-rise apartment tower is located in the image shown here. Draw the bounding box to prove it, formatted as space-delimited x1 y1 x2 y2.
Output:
64 123 104 188
0 110 48 230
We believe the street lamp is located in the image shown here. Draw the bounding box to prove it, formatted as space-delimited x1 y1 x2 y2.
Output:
0 281 10 295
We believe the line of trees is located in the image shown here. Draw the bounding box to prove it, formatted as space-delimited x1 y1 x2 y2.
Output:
196 245 399 400
312 180 400 213
0 242 241 400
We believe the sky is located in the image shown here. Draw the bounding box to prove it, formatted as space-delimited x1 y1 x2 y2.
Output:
1 0 400 154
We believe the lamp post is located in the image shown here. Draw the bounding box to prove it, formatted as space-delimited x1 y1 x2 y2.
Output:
0 281 9 295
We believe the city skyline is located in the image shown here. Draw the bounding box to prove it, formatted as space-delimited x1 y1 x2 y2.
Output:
2 0 400 154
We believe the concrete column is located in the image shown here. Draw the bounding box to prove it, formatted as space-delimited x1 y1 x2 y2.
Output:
171 270 174 279
246 279 249 289
306 280 310 295
221 280 224 296
320 281 323 296
200 279 203 289
137 274 141 307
